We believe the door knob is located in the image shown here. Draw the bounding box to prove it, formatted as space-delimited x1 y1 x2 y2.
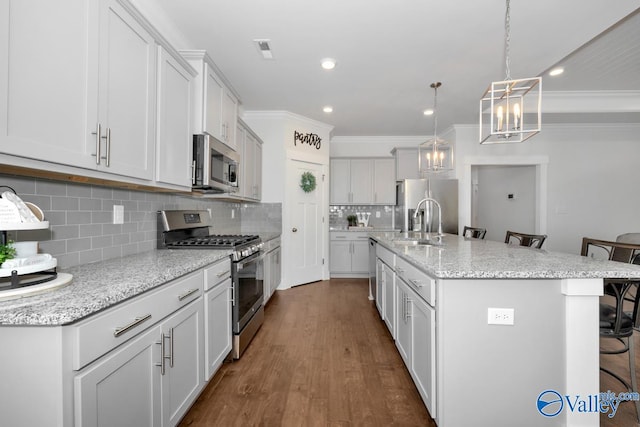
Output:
292 227 298 232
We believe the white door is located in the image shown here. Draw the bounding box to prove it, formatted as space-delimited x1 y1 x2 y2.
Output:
287 160 324 286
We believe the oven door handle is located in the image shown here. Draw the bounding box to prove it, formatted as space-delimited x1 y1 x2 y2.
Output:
236 251 264 270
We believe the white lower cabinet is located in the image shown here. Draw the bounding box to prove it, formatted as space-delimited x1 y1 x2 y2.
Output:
74 325 162 427
262 237 282 305
330 232 370 276
383 262 395 338
204 277 232 380
375 258 384 316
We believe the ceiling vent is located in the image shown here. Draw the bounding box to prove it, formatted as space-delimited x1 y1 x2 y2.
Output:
254 39 273 59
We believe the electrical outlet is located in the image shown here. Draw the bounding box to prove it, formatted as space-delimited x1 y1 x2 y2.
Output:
376 211 381 218
487 308 514 325
338 211 343 218
113 205 124 225
231 209 235 219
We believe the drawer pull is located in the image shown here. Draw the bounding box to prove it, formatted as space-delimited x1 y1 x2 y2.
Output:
178 288 199 301
114 314 152 337
216 270 231 278
410 279 425 288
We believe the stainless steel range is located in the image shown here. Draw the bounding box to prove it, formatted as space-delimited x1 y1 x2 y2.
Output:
157 210 264 359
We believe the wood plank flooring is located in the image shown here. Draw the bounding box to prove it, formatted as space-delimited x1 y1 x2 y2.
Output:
180 279 640 426
180 279 434 426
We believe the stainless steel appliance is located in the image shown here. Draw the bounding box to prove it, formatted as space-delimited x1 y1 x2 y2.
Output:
192 134 239 193
157 210 263 359
396 179 458 233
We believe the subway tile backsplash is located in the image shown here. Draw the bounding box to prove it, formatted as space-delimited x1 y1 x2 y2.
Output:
1 174 281 269
329 205 394 229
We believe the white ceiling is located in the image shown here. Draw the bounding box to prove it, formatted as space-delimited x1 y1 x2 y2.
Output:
147 0 640 136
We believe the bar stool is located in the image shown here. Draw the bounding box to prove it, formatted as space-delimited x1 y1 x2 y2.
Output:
504 230 547 248
581 237 640 423
462 226 486 239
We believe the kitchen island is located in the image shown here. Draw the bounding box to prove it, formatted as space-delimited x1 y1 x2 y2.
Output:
370 231 640 427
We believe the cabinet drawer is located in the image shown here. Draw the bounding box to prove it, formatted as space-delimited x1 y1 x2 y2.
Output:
72 270 204 370
377 244 395 269
396 257 436 306
331 231 370 241
204 257 231 291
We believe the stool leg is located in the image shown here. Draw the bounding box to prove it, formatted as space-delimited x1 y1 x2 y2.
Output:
629 333 640 423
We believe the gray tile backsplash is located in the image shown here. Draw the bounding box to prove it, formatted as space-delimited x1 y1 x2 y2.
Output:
1 174 282 269
329 205 394 229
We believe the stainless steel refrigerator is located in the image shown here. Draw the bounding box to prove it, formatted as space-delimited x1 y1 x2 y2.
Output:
396 179 458 233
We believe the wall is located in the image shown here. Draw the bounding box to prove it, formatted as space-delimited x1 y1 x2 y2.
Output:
330 136 426 157
474 165 537 242
1 173 280 269
453 123 640 254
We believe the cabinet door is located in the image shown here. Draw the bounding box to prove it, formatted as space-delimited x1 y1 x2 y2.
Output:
395 279 411 365
243 132 256 199
383 264 395 338
350 159 373 203
330 159 351 204
254 141 263 200
161 299 205 427
236 124 246 196
262 252 272 305
351 239 370 273
156 46 193 187
395 148 420 180
95 0 155 180
373 158 396 204
329 241 352 273
410 294 437 417
204 278 232 380
221 90 238 150
74 325 162 427
375 259 384 316
271 246 281 294
203 63 223 140
0 0 95 168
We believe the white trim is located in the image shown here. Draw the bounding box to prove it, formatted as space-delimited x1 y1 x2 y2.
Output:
543 90 640 113
461 156 549 235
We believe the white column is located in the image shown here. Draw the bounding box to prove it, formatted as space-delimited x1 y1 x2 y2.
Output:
562 278 603 427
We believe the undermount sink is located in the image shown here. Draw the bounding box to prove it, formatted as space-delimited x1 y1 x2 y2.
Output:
393 232 444 246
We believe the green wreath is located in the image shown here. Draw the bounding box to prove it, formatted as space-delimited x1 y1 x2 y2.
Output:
300 171 317 193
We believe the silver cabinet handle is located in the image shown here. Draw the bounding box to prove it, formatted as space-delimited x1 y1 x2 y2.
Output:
216 270 231 278
155 333 166 375
410 279 424 288
178 288 199 301
113 314 152 337
335 236 346 239
91 123 101 165
168 327 174 368
104 127 111 167
191 160 196 184
230 283 235 305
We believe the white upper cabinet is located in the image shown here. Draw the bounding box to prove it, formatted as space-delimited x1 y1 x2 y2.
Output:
0 0 162 182
330 158 396 205
392 147 420 180
239 120 263 201
155 46 195 188
0 0 95 168
182 50 239 151
92 0 156 180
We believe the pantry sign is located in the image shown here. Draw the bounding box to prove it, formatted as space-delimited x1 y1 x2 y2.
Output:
293 131 322 150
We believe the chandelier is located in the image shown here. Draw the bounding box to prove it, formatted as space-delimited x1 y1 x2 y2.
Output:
419 82 453 175
479 0 541 144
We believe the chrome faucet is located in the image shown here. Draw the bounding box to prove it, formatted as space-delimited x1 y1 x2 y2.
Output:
414 198 443 235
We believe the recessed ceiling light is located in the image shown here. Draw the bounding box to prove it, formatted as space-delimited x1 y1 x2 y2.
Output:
323 106 333 113
423 109 434 116
321 58 336 70
549 67 564 77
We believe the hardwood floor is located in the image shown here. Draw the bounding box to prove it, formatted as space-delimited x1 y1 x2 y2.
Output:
180 279 434 426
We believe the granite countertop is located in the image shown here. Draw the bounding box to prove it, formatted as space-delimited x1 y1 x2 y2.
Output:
370 231 640 280
0 249 232 326
330 227 400 232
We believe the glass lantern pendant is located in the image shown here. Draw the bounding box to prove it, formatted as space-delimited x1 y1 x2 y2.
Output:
419 82 453 176
479 0 542 144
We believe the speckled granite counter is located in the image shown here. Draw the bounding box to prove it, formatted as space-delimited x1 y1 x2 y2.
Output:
370 231 640 279
330 227 399 232
0 249 232 326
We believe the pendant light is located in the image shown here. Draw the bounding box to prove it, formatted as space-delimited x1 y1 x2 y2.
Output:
419 82 453 175
479 0 542 144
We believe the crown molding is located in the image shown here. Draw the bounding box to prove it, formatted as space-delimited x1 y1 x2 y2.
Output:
542 90 640 113
242 110 334 132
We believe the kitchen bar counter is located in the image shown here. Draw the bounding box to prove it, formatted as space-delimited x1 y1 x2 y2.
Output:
0 249 231 326
370 231 640 279
369 231 640 427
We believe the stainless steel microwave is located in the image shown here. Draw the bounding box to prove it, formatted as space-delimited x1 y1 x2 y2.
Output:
192 134 239 193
